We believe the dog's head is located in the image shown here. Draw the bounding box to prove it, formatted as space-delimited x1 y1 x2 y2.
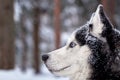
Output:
89 4 113 41
42 24 92 77
41 4 112 78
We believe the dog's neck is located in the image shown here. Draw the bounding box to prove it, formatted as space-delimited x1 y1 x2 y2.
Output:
70 65 91 80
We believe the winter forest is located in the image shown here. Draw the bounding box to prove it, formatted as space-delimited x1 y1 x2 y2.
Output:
0 0 120 80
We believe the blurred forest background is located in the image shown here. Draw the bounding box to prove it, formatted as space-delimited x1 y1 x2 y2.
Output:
0 0 120 80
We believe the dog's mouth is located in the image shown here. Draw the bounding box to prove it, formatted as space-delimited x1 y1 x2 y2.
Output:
49 65 71 72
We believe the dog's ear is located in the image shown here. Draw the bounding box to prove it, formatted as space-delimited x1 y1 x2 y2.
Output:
89 4 113 37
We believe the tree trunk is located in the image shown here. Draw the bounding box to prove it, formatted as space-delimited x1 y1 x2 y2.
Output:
0 0 15 69
33 7 40 74
101 0 116 27
54 0 61 49
21 14 27 72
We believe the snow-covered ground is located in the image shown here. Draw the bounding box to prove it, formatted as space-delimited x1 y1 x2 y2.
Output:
0 64 69 80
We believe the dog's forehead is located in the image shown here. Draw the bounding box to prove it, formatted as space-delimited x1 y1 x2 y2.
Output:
67 30 77 43
67 25 88 44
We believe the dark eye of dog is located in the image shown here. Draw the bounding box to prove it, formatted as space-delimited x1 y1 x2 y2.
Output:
69 42 76 48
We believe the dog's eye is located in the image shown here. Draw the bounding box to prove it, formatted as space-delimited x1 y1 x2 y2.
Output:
69 42 76 48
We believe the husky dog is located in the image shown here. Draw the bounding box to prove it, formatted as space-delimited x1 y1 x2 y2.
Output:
42 5 120 80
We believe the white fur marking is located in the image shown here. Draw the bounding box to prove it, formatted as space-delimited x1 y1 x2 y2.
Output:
89 5 103 36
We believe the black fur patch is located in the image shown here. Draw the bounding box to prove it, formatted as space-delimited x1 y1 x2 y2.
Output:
75 24 88 46
99 6 113 37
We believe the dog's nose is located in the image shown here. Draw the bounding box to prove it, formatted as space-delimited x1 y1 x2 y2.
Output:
42 54 49 62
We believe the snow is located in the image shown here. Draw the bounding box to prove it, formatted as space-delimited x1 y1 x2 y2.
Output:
0 64 69 80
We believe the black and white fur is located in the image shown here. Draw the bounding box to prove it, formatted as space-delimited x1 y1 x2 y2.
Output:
42 5 120 80
76 24 120 80
89 4 120 71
